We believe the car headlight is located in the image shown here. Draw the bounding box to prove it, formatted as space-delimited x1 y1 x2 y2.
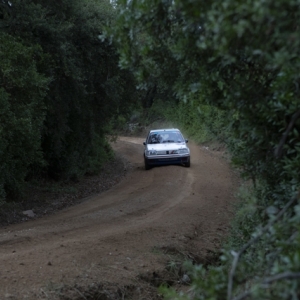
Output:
146 150 157 155
178 148 189 154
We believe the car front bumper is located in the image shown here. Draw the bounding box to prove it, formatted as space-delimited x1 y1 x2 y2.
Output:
145 154 190 166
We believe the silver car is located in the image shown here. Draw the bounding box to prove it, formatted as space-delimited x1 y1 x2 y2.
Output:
143 128 190 170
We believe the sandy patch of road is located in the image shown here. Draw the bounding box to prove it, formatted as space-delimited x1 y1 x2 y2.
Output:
0 137 238 299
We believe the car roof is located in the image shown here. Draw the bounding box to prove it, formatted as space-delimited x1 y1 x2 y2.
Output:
149 128 180 133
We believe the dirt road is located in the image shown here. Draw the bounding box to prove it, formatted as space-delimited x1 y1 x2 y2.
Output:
0 137 237 299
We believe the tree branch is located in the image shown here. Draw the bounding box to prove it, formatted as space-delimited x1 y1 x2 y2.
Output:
265 231 298 271
263 272 300 284
232 272 300 300
275 109 300 158
227 192 299 300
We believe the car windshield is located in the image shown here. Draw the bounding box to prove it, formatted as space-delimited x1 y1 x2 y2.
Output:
147 131 184 144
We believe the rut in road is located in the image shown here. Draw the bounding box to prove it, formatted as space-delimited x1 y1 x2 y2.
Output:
0 137 237 299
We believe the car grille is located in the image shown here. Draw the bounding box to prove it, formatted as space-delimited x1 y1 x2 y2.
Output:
157 151 170 155
158 158 177 161
156 151 167 155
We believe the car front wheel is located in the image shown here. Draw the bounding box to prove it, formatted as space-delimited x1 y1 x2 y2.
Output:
185 158 190 168
144 157 151 170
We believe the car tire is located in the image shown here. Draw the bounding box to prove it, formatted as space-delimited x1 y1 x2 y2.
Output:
185 158 190 168
144 158 151 170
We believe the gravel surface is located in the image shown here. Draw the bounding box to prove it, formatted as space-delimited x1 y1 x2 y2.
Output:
0 137 239 300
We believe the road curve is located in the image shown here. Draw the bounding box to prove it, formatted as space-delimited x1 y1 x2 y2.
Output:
0 137 237 298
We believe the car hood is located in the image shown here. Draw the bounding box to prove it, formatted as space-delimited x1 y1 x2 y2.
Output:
146 143 187 151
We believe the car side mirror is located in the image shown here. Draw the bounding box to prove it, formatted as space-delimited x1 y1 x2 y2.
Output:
185 139 188 143
143 141 146 145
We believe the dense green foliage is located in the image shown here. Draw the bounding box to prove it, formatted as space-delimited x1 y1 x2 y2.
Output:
111 0 300 299
146 95 228 143
0 32 49 198
0 0 139 200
